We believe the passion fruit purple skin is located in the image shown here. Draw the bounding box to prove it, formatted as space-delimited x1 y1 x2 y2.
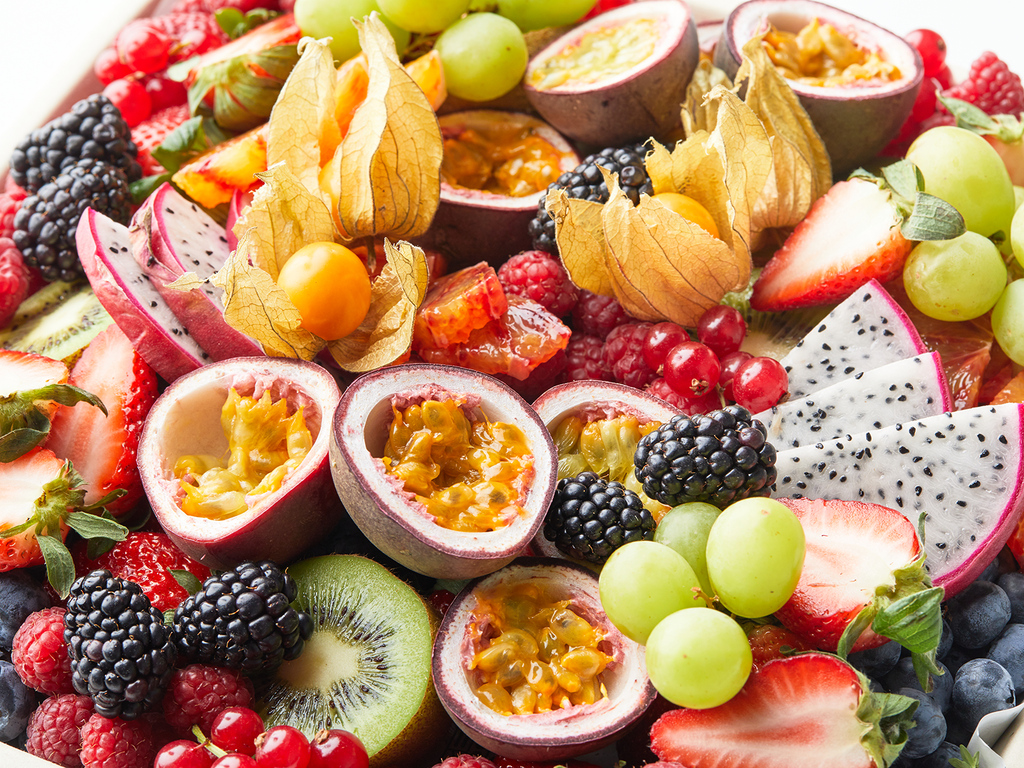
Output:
432 557 656 760
714 0 923 174
329 364 559 580
523 1 700 148
417 110 579 269
531 381 681 561
139 357 344 570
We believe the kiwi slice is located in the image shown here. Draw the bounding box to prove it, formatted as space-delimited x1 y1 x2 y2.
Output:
259 556 447 768
0 281 113 363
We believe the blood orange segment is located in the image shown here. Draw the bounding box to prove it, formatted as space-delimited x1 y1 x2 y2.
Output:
413 262 508 349
991 371 1024 405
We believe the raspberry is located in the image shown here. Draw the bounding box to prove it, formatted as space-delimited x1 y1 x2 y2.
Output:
151 13 230 63
131 105 192 177
171 0 279 11
602 322 656 389
103 78 153 129
746 624 815 669
497 250 579 317
4 176 27 201
646 377 691 410
26 694 95 767
564 334 611 381
80 713 155 768
944 52 1024 117
12 606 74 694
432 757 498 768
497 348 567 402
0 192 21 239
163 664 256 737
0 237 31 328
572 289 633 339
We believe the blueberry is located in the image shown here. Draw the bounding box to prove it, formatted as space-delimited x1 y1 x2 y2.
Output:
943 643 978 677
945 580 1011 650
979 556 1002 583
928 661 954 713
0 660 35 742
936 618 953 661
987 623 1024 699
949 658 1015 739
997 571 1024 625
906 742 964 768
898 689 947 759
0 571 50 653
883 657 923 693
849 640 902 679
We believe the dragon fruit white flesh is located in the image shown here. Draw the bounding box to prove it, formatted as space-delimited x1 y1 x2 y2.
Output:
76 207 207 382
773 404 1024 597
755 352 952 449
780 279 927 400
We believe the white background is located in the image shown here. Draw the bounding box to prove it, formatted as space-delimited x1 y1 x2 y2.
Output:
0 0 1021 168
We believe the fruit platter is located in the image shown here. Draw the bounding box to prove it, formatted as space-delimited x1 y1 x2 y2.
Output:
3 0 1024 766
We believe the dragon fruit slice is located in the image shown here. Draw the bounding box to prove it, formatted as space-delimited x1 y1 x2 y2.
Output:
774 404 1024 597
76 208 207 382
131 183 263 360
755 352 952 449
780 279 927 399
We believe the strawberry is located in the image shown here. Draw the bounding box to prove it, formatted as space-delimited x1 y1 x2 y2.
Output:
650 653 918 768
46 325 159 516
132 104 192 176
773 499 943 662
745 623 816 670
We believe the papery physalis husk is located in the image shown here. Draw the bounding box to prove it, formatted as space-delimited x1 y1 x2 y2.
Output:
323 14 442 242
681 59 734 133
328 239 429 372
552 86 772 326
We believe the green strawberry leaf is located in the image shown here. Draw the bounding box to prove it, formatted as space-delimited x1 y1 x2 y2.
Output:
189 45 300 132
0 385 106 463
837 604 878 659
0 422 51 463
130 173 172 204
901 192 966 241
151 116 233 175
949 744 982 768
910 648 944 694
940 94 1024 143
872 586 944 654
215 7 279 40
880 159 920 202
38 531 76 600
169 568 204 596
65 511 129 541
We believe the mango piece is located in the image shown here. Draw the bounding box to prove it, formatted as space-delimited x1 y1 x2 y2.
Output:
172 124 269 209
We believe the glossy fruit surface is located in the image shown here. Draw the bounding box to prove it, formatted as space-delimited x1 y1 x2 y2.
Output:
294 0 410 61
652 192 719 238
255 725 311 768
378 0 469 33
210 707 264 756
902 232 1007 322
277 242 371 341
435 14 528 102
308 729 369 768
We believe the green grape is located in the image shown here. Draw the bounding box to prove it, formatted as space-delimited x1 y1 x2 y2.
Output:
495 0 598 31
653 502 721 595
599 541 704 645
378 0 470 33
902 232 1007 322
294 0 410 62
992 280 1024 365
434 13 528 101
705 497 805 619
905 126 1015 240
645 608 752 709
1014 185 1024 212
1013 202 1024 269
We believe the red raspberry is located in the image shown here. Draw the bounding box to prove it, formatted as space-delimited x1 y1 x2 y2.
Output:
564 335 611 382
572 290 633 339
4 176 27 200
151 12 230 63
12 607 74 694
131 105 192 177
163 665 256 736
944 51 1024 117
602 322 656 389
432 757 498 768
645 377 690 410
498 250 579 317
171 0 280 11
746 624 815 669
0 192 22 239
497 348 567 402
26 694 95 767
0 237 31 328
103 78 153 129
80 713 155 768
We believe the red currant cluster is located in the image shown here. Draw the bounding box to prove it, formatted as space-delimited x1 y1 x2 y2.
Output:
155 707 369 768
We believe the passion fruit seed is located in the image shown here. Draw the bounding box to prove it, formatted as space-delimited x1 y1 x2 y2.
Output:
440 123 567 198
762 18 901 87
277 241 371 341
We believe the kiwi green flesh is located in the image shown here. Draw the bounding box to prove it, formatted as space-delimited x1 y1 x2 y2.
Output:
258 555 438 759
0 281 113 362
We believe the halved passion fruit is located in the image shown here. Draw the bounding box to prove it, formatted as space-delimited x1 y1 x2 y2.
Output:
330 364 558 579
139 357 344 569
714 0 923 173
418 110 579 268
432 557 655 760
523 1 699 148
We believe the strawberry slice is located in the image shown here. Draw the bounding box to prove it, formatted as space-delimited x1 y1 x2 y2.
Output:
751 178 913 311
773 498 943 661
650 653 918 768
46 325 159 516
131 104 192 176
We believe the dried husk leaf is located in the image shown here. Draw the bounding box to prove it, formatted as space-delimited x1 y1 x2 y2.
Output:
681 58 734 134
210 229 324 360
544 191 615 296
329 14 442 242
267 37 338 196
329 239 429 372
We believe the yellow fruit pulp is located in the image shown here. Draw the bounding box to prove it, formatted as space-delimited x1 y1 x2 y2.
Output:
528 17 659 90
762 19 901 87
174 388 312 519
652 192 720 239
469 581 612 715
383 399 533 532
440 124 567 198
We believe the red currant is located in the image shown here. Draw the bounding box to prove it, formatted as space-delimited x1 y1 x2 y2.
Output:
117 20 173 75
308 730 369 768
211 707 265 756
731 357 788 413
719 350 753 402
642 322 689 373
156 741 215 768
428 589 456 616
697 305 746 358
679 388 724 416
94 46 131 85
145 74 189 112
255 726 311 768
910 77 939 124
663 341 721 398
102 78 152 128
213 755 259 768
934 63 954 90
903 29 947 77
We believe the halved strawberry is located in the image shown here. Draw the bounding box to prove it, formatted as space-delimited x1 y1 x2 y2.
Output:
773 498 942 661
132 104 192 176
46 325 159 516
650 653 918 768
745 623 816 670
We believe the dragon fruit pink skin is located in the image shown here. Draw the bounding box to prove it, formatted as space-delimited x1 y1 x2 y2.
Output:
76 207 207 382
226 188 254 252
131 183 263 360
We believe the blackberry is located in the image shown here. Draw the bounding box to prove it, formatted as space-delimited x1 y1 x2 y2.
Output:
528 142 653 254
543 471 656 564
63 569 176 721
172 561 313 675
9 93 141 193
633 405 778 508
13 157 131 282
